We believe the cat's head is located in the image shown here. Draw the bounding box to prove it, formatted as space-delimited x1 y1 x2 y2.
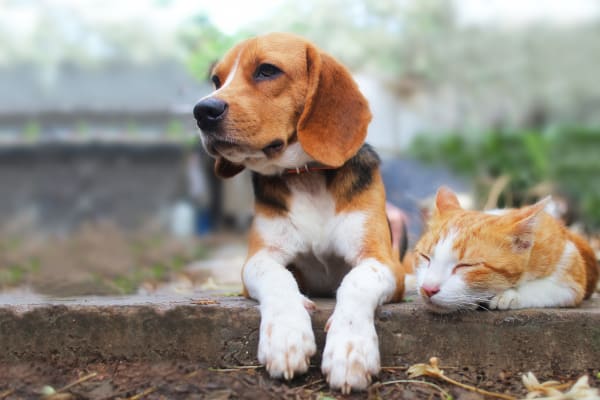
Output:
414 187 549 313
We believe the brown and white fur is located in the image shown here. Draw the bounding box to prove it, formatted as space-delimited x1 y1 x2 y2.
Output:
192 33 404 393
414 187 598 313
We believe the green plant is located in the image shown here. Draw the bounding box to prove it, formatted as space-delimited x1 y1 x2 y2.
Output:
408 127 600 230
178 14 243 81
166 119 185 140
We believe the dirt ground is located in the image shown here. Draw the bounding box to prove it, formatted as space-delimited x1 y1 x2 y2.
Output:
0 223 247 297
0 361 597 400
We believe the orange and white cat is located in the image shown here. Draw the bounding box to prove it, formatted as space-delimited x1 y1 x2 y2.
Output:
415 187 598 313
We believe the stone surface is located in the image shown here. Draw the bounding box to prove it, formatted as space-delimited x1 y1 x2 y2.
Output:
1 292 599 376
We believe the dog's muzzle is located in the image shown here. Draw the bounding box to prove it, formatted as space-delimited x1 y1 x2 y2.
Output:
193 97 228 132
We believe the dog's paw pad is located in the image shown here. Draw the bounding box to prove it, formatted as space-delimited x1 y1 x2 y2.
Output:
258 305 316 380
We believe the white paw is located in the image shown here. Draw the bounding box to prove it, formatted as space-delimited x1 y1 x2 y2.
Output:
321 314 380 394
258 300 316 380
489 289 520 310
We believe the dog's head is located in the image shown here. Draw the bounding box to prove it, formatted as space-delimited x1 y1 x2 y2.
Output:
193 33 372 178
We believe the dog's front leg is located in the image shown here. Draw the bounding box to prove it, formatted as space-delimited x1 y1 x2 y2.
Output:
243 249 316 380
321 258 396 394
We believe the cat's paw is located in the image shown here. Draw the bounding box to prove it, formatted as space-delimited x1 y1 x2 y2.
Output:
489 289 520 310
321 314 380 394
258 301 316 380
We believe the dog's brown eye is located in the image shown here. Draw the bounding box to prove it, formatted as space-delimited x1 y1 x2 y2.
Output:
254 63 282 81
211 75 221 89
262 139 284 157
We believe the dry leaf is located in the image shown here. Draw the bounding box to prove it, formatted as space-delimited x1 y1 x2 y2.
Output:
523 374 599 400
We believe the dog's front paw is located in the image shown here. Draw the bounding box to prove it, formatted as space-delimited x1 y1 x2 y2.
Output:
489 289 520 310
258 302 316 380
321 314 380 394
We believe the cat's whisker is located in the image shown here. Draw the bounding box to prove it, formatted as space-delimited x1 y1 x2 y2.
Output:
457 302 481 309
432 294 493 312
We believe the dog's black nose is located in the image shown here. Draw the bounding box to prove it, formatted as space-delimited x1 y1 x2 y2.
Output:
193 97 228 131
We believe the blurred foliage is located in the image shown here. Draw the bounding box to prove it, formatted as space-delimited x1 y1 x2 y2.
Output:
166 119 185 139
245 0 600 129
3 0 600 128
246 0 454 79
409 128 600 230
178 14 245 81
23 120 41 142
0 0 189 67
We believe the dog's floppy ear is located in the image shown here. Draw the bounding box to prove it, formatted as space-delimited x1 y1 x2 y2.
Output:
297 44 372 168
214 157 245 179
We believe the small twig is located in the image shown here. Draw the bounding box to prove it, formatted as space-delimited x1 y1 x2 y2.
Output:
296 378 324 391
408 358 516 400
184 370 199 379
381 366 409 371
208 365 262 372
382 365 457 371
128 387 157 400
45 372 98 397
376 379 451 400
0 389 14 399
434 373 516 400
484 174 511 210
191 299 219 305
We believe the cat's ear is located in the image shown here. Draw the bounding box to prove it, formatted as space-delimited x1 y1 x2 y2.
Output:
434 186 462 215
510 196 551 251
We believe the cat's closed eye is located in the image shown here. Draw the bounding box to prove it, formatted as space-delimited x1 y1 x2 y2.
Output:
452 263 478 274
416 251 431 268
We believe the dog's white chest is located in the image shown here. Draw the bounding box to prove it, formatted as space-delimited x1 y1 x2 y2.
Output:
253 178 366 295
287 183 336 254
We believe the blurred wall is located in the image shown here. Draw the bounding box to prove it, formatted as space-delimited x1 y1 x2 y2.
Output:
0 143 187 234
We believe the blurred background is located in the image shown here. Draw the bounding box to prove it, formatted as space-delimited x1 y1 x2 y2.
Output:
1 0 599 297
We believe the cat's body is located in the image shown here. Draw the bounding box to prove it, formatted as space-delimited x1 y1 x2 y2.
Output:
414 187 598 313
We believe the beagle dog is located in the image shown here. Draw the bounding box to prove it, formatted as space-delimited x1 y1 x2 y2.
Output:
193 33 405 393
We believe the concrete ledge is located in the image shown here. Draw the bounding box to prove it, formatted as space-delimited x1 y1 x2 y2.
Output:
1 293 599 374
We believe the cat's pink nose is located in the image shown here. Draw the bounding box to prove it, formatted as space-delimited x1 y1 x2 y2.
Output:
421 285 440 298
